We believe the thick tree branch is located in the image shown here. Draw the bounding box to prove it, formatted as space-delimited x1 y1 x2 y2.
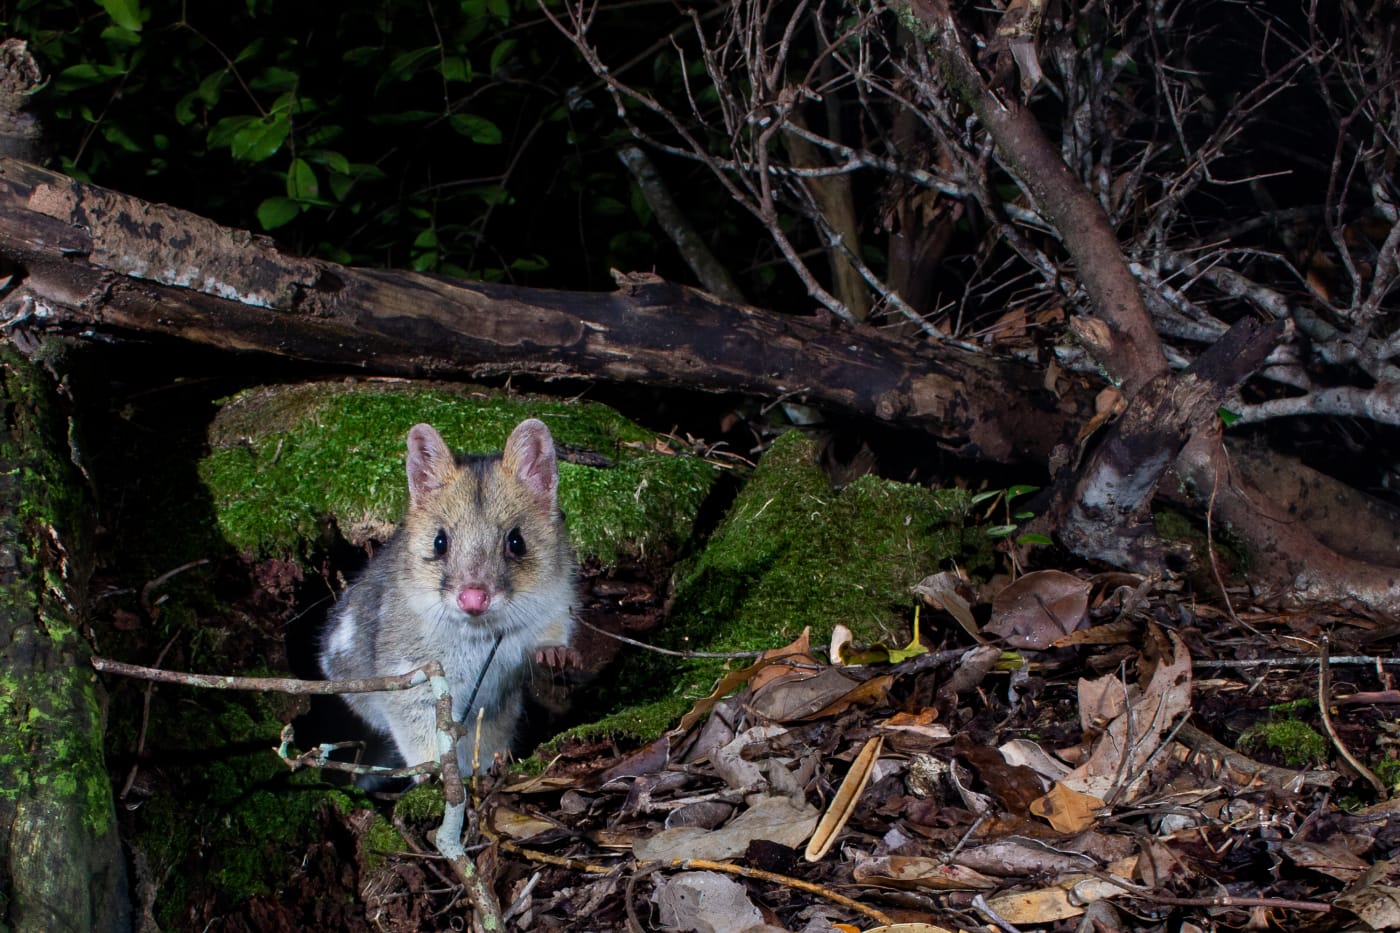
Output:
905 0 1167 397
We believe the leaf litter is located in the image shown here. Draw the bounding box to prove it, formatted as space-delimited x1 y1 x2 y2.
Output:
347 569 1400 932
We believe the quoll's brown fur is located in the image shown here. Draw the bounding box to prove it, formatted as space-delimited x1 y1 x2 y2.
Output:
319 418 577 776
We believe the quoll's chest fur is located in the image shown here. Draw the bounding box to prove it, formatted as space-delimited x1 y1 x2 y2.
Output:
319 418 577 776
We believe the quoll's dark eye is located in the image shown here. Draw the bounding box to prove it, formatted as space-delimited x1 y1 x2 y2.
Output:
433 528 449 557
505 526 527 558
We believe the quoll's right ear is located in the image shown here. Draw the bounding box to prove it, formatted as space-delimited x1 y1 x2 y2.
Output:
406 423 455 507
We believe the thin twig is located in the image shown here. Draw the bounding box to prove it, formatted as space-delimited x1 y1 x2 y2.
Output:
1317 635 1386 794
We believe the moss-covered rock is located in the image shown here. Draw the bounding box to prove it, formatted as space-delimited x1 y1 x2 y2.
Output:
575 430 987 738
671 430 978 650
198 381 719 565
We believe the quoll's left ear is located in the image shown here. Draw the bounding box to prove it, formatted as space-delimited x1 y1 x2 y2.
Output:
503 418 558 508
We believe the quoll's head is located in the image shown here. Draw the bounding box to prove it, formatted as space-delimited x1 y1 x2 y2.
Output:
402 418 565 624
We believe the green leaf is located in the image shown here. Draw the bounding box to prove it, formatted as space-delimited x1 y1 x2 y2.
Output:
1016 532 1054 546
97 0 143 32
286 158 318 199
250 66 300 93
57 62 126 89
387 46 438 82
969 489 1003 506
230 113 290 162
100 25 142 47
102 123 141 153
328 172 355 202
256 197 300 230
441 56 472 83
1006 484 1039 499
1217 407 1242 426
591 195 626 217
412 228 439 249
234 38 266 64
986 524 1017 539
209 114 256 149
307 149 350 174
448 114 502 144
509 255 549 272
488 38 516 75
486 0 510 23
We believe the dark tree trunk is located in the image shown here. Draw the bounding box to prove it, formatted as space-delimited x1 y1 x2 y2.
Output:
0 345 128 932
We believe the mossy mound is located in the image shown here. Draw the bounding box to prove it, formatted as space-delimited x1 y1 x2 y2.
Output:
671 430 980 650
582 430 988 737
198 382 719 565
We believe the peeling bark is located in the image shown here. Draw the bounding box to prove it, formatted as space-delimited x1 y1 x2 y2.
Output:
1052 317 1283 569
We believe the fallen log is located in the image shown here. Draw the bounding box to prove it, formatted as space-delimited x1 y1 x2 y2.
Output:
0 157 1085 466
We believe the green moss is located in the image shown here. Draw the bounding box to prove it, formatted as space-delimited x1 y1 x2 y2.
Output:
670 430 979 651
0 348 116 840
598 430 986 738
535 693 693 763
198 382 718 565
1374 758 1400 790
125 685 374 925
362 814 409 871
1238 718 1328 768
393 782 445 823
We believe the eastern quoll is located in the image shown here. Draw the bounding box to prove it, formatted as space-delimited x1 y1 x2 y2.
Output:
319 418 577 777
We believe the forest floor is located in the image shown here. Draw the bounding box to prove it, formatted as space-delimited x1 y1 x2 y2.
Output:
192 570 1400 933
78 351 1400 933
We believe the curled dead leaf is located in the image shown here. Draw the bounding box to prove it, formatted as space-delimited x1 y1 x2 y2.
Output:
805 734 884 862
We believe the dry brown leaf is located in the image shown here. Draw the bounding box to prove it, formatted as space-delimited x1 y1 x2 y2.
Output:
749 627 814 692
1052 618 1138 647
1282 839 1373 883
1075 386 1126 444
998 739 1071 781
634 795 820 863
983 856 1137 923
852 854 998 891
880 709 952 743
805 734 884 862
1061 630 1192 803
986 570 1091 650
1030 782 1104 833
487 805 561 841
951 839 1097 877
1077 672 1129 731
677 630 815 731
913 570 985 643
1334 859 1400 929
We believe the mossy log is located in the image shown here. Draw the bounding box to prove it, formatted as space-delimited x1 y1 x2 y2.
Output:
0 156 1086 467
0 344 127 932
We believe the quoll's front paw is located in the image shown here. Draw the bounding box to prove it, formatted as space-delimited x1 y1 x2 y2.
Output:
536 644 582 670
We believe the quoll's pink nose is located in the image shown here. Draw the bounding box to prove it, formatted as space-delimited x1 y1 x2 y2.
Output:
457 587 491 615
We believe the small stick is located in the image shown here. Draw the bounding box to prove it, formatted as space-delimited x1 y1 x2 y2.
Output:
1317 636 1386 794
